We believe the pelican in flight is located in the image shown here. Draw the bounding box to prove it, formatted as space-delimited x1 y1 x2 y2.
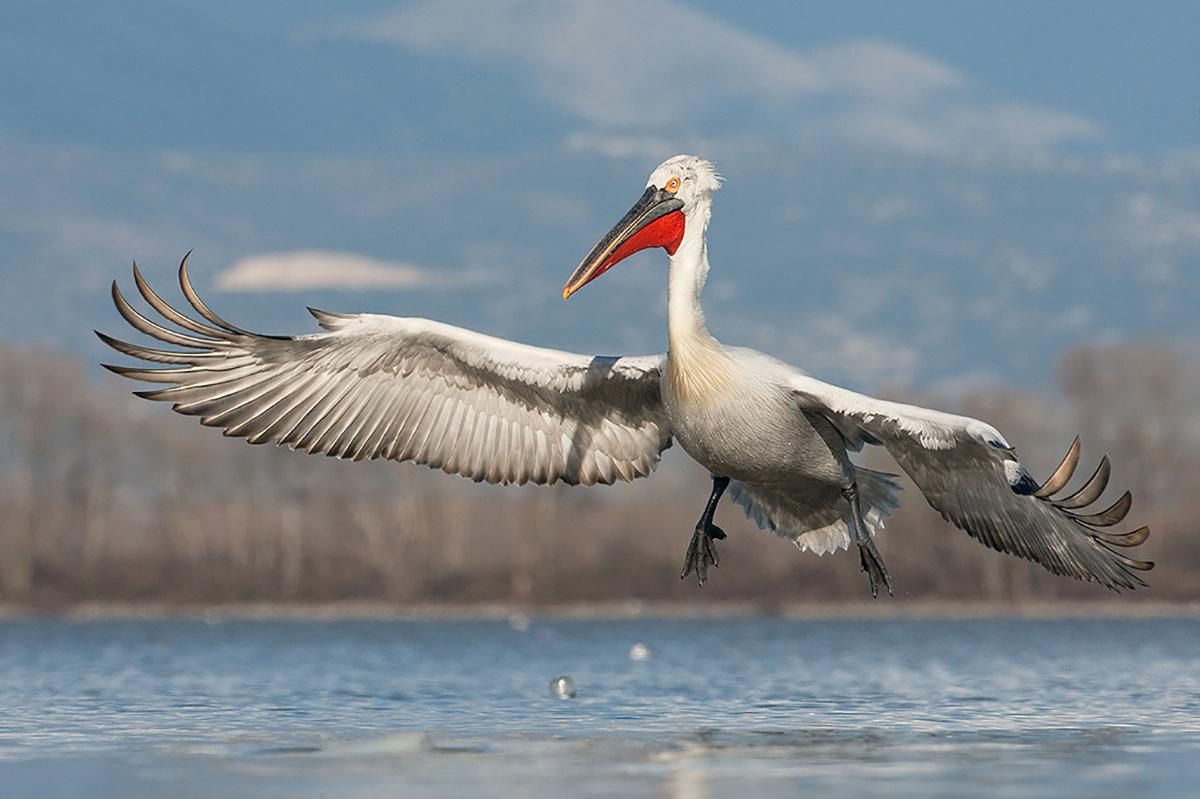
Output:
99 155 1152 595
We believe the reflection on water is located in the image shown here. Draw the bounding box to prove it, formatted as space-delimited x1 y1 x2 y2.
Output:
0 616 1197 797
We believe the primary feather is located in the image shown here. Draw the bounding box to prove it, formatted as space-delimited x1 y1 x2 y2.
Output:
101 257 671 487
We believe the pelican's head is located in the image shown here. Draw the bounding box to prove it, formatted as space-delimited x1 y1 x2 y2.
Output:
562 155 720 300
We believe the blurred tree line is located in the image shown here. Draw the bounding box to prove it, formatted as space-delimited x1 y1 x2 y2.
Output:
0 341 1195 607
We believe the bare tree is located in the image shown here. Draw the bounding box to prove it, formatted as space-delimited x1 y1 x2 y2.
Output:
0 340 1193 607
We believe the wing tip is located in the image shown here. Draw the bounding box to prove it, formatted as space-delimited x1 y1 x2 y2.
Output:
1033 434 1082 498
308 306 355 331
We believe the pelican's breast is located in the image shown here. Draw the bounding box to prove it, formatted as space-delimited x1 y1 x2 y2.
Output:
663 338 759 471
664 337 738 410
663 340 840 483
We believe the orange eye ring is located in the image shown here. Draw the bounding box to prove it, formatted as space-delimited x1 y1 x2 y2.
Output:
664 176 681 192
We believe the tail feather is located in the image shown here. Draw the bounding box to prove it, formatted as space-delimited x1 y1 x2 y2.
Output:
730 467 903 556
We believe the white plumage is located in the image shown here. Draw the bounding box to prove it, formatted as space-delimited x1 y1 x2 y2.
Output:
101 267 670 487
100 154 1152 594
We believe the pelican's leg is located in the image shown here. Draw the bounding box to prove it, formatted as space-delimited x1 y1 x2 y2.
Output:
680 475 729 586
843 483 893 598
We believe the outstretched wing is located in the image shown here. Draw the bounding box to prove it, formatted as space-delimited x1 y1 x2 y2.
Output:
789 373 1153 590
99 256 672 486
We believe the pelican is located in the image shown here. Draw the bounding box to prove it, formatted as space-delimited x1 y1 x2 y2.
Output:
99 154 1153 595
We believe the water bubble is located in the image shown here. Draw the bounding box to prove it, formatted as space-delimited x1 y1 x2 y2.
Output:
549 675 576 699
629 643 651 661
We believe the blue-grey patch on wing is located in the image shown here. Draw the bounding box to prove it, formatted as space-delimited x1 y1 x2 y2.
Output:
1011 472 1040 495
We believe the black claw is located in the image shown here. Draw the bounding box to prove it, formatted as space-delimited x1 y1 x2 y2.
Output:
681 525 720 586
681 534 699 581
682 476 730 587
857 539 892 599
845 482 893 599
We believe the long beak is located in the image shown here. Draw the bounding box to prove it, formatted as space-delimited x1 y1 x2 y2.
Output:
562 187 685 300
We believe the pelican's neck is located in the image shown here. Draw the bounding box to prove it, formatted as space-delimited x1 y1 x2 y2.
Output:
667 198 717 355
664 197 735 405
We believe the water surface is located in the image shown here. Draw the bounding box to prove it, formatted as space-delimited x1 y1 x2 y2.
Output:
1 615 1197 797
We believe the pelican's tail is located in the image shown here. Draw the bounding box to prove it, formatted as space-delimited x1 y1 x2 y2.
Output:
729 467 903 556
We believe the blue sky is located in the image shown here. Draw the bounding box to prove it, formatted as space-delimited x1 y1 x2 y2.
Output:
2 1 1198 390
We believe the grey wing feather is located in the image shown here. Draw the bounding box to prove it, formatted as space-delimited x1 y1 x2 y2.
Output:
99 255 672 487
788 373 1153 591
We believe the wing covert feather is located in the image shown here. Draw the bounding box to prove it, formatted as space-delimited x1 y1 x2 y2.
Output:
789 373 1153 590
100 257 672 487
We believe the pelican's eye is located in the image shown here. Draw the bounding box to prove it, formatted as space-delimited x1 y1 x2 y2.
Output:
664 176 681 193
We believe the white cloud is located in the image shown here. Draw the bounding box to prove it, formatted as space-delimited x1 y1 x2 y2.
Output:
993 248 1055 295
563 132 680 161
215 249 494 292
744 313 922 388
0 208 187 292
332 0 827 127
1119 192 1200 250
938 182 995 217
155 150 267 188
341 0 967 122
834 102 1099 162
1048 304 1094 335
1096 149 1200 181
332 0 1100 164
1113 193 1200 291
805 38 964 102
848 193 919 224
921 370 1008 397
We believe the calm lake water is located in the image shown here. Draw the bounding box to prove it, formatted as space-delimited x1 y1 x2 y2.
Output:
1 615 1198 798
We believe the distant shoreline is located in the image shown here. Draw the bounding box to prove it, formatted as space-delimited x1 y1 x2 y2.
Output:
3 599 1198 622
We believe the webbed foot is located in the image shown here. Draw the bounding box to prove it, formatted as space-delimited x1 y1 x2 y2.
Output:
857 536 893 599
680 522 725 586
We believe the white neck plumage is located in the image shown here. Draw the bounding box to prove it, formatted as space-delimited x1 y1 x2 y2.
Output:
667 197 715 351
665 196 734 402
